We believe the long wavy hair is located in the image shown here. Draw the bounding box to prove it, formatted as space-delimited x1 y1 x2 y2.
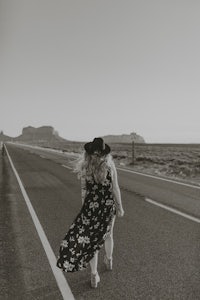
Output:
73 151 113 184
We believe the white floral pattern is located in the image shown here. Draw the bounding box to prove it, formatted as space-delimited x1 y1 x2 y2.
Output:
57 168 116 272
61 240 68 248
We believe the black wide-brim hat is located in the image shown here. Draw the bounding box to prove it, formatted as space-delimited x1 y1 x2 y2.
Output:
84 137 111 155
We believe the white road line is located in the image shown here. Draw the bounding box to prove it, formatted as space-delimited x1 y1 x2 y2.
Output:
62 162 200 223
62 164 72 170
5 146 75 300
145 198 200 224
13 143 200 190
117 167 200 190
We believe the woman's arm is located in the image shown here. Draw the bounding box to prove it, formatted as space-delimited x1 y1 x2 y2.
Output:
80 174 86 205
111 162 124 217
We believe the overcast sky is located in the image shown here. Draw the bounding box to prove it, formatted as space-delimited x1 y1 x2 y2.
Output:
1 0 200 143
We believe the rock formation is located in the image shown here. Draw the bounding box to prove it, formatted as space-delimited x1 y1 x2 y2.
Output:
0 131 12 142
16 126 58 141
103 132 145 143
0 126 145 144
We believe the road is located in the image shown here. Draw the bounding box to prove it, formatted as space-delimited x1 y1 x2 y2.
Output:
1 143 200 300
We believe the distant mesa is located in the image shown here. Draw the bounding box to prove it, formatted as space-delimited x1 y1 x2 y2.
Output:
0 126 145 144
103 132 145 144
16 126 64 142
0 130 12 142
0 126 67 143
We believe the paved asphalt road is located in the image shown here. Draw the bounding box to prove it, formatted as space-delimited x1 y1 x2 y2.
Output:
1 143 200 300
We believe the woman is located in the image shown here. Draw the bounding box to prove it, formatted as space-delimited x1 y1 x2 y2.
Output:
57 137 124 288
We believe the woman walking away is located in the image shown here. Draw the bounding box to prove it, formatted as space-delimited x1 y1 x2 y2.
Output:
57 137 124 288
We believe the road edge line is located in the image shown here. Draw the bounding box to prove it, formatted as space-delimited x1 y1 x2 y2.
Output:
117 167 200 190
5 145 75 300
145 197 200 224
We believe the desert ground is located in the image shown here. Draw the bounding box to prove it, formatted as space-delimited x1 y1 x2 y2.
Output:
112 143 200 186
20 141 200 186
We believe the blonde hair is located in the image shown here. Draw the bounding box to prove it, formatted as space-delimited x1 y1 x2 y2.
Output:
73 151 113 184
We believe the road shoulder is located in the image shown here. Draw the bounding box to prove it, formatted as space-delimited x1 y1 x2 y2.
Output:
0 154 63 300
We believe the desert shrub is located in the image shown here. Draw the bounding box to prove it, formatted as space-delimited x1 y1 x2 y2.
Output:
175 159 185 165
160 166 168 172
136 156 155 163
194 166 200 174
178 165 193 176
112 154 127 159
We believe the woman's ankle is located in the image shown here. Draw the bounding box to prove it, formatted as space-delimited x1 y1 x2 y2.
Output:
91 271 98 275
105 255 112 260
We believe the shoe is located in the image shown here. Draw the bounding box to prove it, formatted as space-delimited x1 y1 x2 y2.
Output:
104 255 113 270
91 272 100 288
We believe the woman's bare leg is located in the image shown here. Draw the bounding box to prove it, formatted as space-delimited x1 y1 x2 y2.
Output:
90 251 100 288
104 217 115 259
89 251 98 274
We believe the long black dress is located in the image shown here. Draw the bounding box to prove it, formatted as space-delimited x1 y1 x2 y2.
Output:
56 169 116 272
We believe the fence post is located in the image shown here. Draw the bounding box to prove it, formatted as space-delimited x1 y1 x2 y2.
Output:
132 141 135 165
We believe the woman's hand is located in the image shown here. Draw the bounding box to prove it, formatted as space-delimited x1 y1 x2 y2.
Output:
117 206 124 217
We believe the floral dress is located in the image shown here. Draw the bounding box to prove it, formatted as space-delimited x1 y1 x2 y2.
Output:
56 168 116 272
